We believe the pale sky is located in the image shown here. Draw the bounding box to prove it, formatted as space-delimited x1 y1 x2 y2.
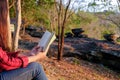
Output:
69 0 119 12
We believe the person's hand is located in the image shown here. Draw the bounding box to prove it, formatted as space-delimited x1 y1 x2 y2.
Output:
29 46 40 56
35 45 50 60
28 45 50 63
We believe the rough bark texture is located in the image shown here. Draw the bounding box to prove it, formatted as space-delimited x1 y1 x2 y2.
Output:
13 0 21 51
56 0 62 60
7 0 12 51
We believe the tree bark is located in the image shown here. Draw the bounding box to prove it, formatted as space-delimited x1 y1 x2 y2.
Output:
7 0 12 51
57 0 62 60
13 0 21 51
54 0 71 60
59 0 71 60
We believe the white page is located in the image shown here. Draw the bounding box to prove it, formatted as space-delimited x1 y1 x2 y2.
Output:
38 31 52 49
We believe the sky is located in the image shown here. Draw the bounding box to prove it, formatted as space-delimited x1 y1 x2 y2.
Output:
69 0 119 12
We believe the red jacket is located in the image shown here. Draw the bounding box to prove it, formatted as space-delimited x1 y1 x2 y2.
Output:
0 47 28 72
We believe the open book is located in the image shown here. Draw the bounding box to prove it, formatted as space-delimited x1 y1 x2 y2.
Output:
38 30 56 51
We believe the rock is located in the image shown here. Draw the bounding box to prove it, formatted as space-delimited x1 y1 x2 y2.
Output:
25 26 45 38
72 28 84 37
78 34 88 38
25 25 45 31
65 32 73 38
104 33 119 42
29 31 44 38
19 31 120 70
64 38 120 70
18 40 37 50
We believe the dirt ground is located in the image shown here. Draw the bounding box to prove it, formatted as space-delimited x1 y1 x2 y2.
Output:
19 35 120 80
40 57 120 80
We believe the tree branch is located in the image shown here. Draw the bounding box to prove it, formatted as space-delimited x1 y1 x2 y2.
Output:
9 0 16 9
95 14 120 27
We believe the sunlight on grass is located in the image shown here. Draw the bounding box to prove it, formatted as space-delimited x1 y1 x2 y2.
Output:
59 77 65 80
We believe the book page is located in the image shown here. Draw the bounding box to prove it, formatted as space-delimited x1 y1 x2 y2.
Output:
38 30 56 51
48 33 56 46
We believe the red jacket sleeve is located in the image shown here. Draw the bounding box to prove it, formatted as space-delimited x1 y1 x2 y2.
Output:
7 51 19 57
0 48 29 70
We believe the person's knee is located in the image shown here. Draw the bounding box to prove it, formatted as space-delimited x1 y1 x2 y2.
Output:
28 62 47 80
29 62 39 67
29 62 43 71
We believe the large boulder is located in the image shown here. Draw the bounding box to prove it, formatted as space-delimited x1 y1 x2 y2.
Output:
25 26 45 38
65 32 73 38
104 33 119 42
64 38 120 70
72 28 84 37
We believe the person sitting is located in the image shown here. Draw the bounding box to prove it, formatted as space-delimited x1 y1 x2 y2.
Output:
0 0 48 80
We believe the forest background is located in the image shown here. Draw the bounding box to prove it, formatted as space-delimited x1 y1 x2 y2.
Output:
9 0 120 40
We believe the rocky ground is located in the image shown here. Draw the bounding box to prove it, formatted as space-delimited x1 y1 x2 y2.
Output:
19 34 120 80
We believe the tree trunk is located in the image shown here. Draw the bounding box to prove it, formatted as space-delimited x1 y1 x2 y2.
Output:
13 0 21 51
7 0 12 51
57 0 62 60
54 0 71 60
59 0 71 60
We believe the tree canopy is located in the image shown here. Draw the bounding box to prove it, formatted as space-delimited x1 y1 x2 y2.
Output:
9 0 120 39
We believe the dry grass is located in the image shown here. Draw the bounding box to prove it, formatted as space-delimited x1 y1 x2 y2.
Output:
39 57 120 80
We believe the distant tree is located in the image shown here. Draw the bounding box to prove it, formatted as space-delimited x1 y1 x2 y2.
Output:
87 0 98 12
55 0 77 60
37 0 56 31
87 0 120 34
117 0 120 10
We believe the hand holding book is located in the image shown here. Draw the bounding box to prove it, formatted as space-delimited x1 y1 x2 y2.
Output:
37 30 56 51
28 45 50 62
29 30 56 56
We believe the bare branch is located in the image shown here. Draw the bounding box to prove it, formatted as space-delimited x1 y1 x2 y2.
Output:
54 0 59 14
95 14 120 27
117 0 120 10
67 10 74 19
63 0 71 24
9 0 16 9
67 0 79 19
